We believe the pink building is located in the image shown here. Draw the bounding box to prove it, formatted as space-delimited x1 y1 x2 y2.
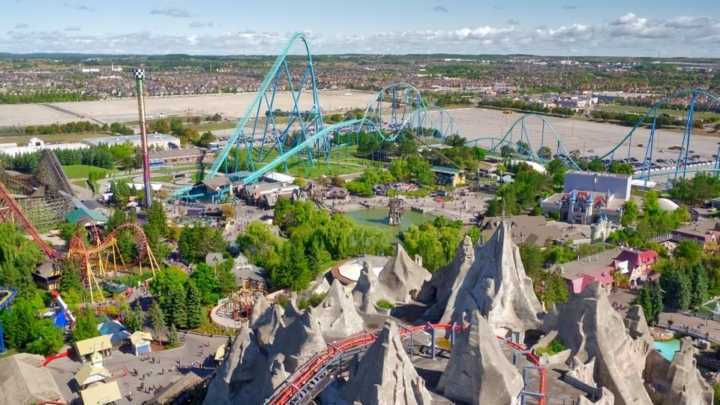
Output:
559 247 659 294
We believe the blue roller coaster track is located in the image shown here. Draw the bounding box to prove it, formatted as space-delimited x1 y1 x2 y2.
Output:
472 88 720 182
174 33 458 201
173 32 720 201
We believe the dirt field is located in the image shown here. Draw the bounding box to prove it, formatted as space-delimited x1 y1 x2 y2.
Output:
0 90 376 127
3 92 719 162
442 108 720 161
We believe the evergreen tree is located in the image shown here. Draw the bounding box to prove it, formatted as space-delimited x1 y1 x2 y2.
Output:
691 264 710 308
651 282 664 321
167 323 178 347
167 287 187 329
72 309 99 342
123 305 145 332
149 301 165 337
661 268 692 311
185 280 202 329
637 284 657 324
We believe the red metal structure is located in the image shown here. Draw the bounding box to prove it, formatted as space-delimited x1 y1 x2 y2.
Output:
0 179 157 303
0 180 60 258
266 323 547 405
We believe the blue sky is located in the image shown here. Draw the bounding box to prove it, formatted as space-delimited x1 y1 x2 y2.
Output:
1 0 719 56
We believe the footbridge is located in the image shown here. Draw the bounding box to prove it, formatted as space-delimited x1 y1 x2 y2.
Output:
265 322 546 405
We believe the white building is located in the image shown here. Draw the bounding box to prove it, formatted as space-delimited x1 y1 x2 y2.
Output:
0 137 88 157
83 133 180 150
541 171 632 225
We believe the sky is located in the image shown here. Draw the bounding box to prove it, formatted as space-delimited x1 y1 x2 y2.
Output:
0 0 719 56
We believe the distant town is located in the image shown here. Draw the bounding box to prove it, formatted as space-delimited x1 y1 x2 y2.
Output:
1 11 720 405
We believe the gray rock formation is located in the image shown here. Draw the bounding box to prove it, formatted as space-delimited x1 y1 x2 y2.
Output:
352 262 381 314
377 244 431 303
352 244 431 314
342 321 432 405
315 279 365 340
421 222 543 335
550 283 653 405
578 388 616 405
438 310 524 405
646 337 713 405
272 308 328 372
203 327 270 405
625 305 653 346
418 234 475 312
253 303 285 347
249 293 271 326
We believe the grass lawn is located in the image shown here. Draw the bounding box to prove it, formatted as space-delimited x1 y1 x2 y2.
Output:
62 164 111 179
245 145 380 180
598 104 720 121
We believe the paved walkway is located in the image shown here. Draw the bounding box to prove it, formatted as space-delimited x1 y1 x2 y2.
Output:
658 312 720 343
46 332 227 404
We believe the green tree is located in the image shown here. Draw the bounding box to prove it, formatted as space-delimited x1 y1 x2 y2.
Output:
185 280 202 329
636 282 663 324
178 224 226 263
500 145 514 157
660 267 692 310
401 217 463 272
546 159 567 187
691 265 709 308
190 263 221 305
167 323 179 347
194 131 216 148
123 305 145 333
72 309 100 342
587 158 605 172
0 298 64 355
0 223 43 297
674 240 703 265
537 146 553 160
621 200 640 227
149 301 165 337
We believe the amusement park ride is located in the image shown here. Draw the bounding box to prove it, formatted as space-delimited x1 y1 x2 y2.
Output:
173 32 458 202
0 179 158 305
172 31 720 203
476 88 720 181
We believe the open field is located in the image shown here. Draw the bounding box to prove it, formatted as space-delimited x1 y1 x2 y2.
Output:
0 90 376 127
441 108 720 161
62 164 111 179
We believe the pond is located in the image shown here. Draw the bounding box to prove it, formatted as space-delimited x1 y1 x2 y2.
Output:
654 339 680 362
347 208 435 240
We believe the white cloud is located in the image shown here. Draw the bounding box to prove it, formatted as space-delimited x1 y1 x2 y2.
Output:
0 13 718 56
189 21 215 29
150 8 191 18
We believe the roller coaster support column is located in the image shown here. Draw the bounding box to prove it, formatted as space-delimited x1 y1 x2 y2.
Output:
450 321 457 347
0 321 5 354
426 322 436 359
675 91 698 179
642 116 657 185
134 68 152 208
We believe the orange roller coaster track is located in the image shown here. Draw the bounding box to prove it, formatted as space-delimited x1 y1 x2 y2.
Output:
67 222 160 304
0 179 159 304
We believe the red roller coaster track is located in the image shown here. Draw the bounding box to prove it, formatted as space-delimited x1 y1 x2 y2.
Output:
265 322 547 405
0 180 61 258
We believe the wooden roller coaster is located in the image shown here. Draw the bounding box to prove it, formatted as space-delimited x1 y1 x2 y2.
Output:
0 179 159 304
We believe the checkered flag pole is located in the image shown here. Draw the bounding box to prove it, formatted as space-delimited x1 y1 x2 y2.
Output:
134 68 145 80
